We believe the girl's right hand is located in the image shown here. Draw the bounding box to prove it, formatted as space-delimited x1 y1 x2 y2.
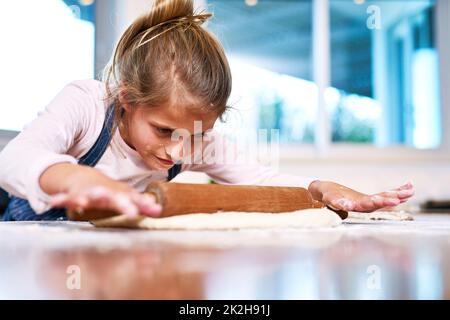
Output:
49 184 162 217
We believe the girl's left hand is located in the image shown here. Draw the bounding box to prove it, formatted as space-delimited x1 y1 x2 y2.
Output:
308 181 414 212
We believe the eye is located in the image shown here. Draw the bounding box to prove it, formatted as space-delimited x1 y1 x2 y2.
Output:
154 126 172 136
191 132 205 139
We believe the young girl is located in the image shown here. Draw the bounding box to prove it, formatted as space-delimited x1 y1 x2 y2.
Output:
0 0 413 221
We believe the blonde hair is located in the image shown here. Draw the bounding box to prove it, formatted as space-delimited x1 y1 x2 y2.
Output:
102 0 232 131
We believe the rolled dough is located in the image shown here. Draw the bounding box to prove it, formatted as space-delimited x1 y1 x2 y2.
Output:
348 210 414 221
91 208 342 230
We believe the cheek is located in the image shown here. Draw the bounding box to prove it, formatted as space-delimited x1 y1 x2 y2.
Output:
129 124 161 155
141 139 162 157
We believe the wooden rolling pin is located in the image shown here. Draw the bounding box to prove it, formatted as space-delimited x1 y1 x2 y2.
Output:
67 182 348 221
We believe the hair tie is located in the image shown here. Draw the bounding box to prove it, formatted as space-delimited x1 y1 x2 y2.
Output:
136 13 212 49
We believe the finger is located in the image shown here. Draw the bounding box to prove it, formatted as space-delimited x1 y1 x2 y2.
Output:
395 181 414 191
396 189 414 199
351 195 399 212
86 186 111 199
112 193 139 216
378 189 414 200
377 191 399 198
61 194 90 212
383 198 401 206
49 193 69 207
130 193 162 217
51 193 87 211
85 189 141 216
370 195 400 207
85 187 114 208
85 190 133 216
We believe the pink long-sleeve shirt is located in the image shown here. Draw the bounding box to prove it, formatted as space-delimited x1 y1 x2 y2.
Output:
0 80 316 214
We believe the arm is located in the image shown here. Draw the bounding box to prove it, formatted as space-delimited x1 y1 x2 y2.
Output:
39 163 123 195
40 162 161 216
0 81 97 213
183 132 414 212
182 132 317 188
0 80 160 216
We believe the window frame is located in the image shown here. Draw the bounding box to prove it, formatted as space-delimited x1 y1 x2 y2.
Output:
0 130 18 150
280 0 450 163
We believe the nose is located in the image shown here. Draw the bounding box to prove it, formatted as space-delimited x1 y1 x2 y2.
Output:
165 139 185 161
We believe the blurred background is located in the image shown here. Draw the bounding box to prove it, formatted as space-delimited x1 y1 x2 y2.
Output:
0 0 449 205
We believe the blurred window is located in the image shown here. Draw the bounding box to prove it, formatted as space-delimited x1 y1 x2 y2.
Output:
208 0 441 150
330 0 439 148
207 0 315 144
0 0 96 132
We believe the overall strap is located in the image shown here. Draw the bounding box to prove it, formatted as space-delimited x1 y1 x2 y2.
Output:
167 162 183 181
2 104 117 221
78 103 116 166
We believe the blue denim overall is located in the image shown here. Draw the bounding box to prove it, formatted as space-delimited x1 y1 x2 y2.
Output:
2 104 182 221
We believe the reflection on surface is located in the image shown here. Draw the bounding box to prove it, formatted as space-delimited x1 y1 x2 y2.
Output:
0 216 449 299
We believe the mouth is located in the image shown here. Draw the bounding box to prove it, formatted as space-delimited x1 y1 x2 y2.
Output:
155 156 174 166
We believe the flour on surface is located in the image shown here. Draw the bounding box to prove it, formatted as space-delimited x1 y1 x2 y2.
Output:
348 210 414 221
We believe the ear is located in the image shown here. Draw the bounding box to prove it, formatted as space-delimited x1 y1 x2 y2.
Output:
118 88 132 113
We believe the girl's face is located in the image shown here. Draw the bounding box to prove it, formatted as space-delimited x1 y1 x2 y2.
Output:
119 102 217 171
